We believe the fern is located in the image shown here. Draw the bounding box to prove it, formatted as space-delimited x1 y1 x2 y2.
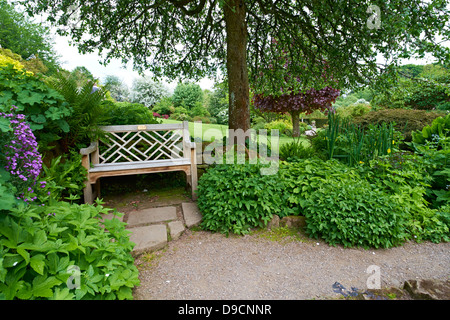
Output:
47 72 109 151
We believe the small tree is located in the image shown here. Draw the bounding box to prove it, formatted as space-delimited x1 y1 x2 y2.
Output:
253 87 340 136
172 82 204 110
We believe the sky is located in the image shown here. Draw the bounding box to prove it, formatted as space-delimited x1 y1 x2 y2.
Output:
52 34 215 93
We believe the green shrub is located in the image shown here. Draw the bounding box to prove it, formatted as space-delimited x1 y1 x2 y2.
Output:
412 143 450 209
264 119 293 136
279 138 315 161
411 113 450 147
357 153 449 243
102 101 160 126
302 177 409 248
0 201 139 300
40 151 87 203
197 163 287 235
189 103 210 118
336 103 371 119
0 64 72 149
353 109 443 142
152 96 173 116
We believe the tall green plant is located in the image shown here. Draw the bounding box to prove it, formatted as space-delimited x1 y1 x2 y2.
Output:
47 72 109 151
326 111 396 166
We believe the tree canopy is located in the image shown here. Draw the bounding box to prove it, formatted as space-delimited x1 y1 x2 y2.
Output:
0 0 59 72
22 0 450 130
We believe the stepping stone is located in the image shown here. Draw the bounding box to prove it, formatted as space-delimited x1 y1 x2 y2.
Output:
168 221 185 240
127 206 177 227
99 212 124 223
182 202 202 227
129 224 167 254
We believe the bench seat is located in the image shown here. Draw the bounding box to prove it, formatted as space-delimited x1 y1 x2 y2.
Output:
80 121 197 204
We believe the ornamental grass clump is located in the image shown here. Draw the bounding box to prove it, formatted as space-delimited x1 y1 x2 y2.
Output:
0 106 43 202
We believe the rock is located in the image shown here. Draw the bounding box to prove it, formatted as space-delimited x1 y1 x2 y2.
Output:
403 279 450 300
267 215 280 229
280 216 306 229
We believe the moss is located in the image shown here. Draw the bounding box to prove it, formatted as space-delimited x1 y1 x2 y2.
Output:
251 226 307 243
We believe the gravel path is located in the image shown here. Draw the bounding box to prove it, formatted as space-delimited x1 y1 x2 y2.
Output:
133 229 450 300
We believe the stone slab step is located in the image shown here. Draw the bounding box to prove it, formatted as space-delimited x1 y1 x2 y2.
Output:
181 202 202 227
168 220 185 240
127 206 177 227
129 224 167 254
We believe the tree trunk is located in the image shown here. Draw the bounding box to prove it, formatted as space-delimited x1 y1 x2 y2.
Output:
291 110 300 137
224 0 250 132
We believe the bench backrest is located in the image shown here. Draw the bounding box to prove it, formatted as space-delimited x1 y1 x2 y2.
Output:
96 121 191 164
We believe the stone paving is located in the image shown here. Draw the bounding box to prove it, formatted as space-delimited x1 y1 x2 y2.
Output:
114 202 203 255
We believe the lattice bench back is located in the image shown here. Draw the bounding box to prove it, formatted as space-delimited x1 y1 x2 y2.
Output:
98 122 191 164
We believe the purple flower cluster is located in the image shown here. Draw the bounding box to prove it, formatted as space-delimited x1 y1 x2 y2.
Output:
1 106 44 202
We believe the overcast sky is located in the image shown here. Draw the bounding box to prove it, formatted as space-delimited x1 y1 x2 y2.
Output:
52 34 215 92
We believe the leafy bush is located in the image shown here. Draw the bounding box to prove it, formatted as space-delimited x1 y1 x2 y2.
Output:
411 113 450 147
0 114 139 300
352 109 443 142
0 201 139 300
336 103 371 119
411 141 450 209
279 138 314 161
0 64 72 149
189 103 210 118
357 153 449 243
102 101 160 126
302 177 409 248
152 96 173 116
264 119 293 136
40 151 87 203
197 163 287 235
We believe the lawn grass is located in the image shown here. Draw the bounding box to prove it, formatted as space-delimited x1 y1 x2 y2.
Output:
159 118 309 146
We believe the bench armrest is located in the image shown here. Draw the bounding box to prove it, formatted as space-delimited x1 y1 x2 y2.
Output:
80 142 98 155
190 142 196 149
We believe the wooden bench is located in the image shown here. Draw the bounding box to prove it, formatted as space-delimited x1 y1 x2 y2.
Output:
80 121 197 204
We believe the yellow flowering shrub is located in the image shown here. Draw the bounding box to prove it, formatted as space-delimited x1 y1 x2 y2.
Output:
0 53 25 69
0 52 34 76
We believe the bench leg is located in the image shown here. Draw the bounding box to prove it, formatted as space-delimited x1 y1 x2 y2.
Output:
94 179 101 200
83 182 93 204
191 170 198 201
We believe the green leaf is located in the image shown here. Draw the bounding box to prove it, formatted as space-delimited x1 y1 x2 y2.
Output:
16 247 30 265
30 254 46 275
32 275 62 298
50 287 75 300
